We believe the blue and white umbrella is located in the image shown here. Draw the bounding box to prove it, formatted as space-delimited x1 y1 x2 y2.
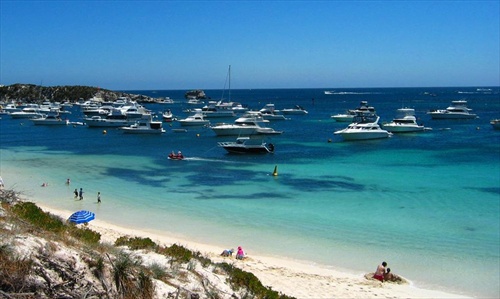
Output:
68 210 95 224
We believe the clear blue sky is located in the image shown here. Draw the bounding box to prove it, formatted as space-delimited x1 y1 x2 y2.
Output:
1 1 499 90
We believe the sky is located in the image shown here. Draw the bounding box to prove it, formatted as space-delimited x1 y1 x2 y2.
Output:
1 1 499 90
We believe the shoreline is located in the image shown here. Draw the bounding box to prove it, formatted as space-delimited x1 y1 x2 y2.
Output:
34 202 470 299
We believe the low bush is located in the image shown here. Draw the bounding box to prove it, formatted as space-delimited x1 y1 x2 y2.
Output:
114 236 157 250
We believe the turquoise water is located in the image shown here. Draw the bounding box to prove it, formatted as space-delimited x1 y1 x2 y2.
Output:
1 87 499 297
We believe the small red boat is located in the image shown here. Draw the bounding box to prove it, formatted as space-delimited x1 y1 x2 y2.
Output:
168 151 185 160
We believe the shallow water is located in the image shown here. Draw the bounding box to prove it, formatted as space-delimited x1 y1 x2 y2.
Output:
1 87 499 297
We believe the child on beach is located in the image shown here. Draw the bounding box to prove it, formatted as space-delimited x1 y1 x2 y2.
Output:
220 248 234 257
79 188 83 200
74 189 78 198
236 246 245 260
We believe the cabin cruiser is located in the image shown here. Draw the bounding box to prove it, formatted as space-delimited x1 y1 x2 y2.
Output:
382 108 429 133
259 104 286 120
84 108 140 127
210 115 282 136
162 109 176 122
31 110 69 125
281 105 308 115
178 112 210 126
200 105 235 118
10 104 45 119
334 116 392 141
218 137 275 154
331 101 376 122
491 119 500 130
427 100 477 119
120 117 165 134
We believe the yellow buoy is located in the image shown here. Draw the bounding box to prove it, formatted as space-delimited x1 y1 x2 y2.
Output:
272 165 278 176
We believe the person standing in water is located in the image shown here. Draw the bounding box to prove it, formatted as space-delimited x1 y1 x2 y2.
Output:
97 192 101 203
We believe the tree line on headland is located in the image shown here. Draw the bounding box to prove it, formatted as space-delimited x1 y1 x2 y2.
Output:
0 84 154 103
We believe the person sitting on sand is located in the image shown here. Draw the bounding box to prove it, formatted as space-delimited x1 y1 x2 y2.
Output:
236 246 245 260
373 261 387 282
384 268 402 282
220 248 234 257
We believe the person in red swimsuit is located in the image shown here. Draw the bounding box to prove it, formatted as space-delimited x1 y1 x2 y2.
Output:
373 261 387 282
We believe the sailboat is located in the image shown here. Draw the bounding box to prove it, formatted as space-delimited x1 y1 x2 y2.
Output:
214 65 248 113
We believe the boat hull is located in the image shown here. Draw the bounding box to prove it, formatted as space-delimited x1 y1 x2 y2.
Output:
336 132 390 140
428 113 477 119
382 124 425 133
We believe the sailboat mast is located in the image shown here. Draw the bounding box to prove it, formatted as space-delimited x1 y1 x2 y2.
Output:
228 65 231 102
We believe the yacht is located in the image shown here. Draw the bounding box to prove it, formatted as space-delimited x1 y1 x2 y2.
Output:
331 101 376 122
334 117 392 141
427 100 477 119
200 105 235 118
218 137 275 154
120 117 165 134
178 112 210 126
259 104 286 120
10 104 45 119
382 108 429 133
31 110 69 125
210 115 282 136
84 108 138 127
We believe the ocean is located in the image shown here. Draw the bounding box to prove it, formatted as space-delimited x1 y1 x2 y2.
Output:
1 87 499 298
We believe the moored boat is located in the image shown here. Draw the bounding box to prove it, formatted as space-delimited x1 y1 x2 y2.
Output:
120 117 165 134
427 100 477 119
491 119 500 130
218 137 275 154
334 116 392 141
382 108 430 133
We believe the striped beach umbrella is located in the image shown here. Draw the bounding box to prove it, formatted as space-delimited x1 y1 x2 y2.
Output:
68 210 95 224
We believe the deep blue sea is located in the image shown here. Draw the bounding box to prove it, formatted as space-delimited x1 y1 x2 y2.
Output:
1 87 499 298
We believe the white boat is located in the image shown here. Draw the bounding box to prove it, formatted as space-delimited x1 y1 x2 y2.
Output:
210 118 282 136
84 108 137 127
31 110 69 125
281 105 308 115
382 108 429 133
259 104 286 120
120 117 165 134
162 109 176 122
178 112 210 126
334 117 392 141
331 101 376 122
200 105 235 118
427 100 477 119
10 104 45 119
218 137 275 154
491 119 500 130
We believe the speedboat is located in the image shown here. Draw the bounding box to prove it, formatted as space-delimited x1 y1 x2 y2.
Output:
331 101 376 122
427 100 477 119
120 117 165 134
491 119 500 130
281 105 308 115
218 137 275 154
382 108 430 133
334 117 392 141
162 110 176 122
31 110 69 125
178 112 210 126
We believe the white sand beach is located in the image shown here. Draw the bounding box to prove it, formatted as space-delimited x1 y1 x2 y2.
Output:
35 203 470 299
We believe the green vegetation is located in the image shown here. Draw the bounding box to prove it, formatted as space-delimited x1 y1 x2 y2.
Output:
115 236 158 250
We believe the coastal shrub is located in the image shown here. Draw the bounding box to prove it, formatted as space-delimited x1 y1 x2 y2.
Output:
0 245 34 292
137 270 155 299
218 262 295 299
112 251 139 296
69 226 101 245
114 236 157 250
162 243 192 263
11 202 65 233
148 262 167 279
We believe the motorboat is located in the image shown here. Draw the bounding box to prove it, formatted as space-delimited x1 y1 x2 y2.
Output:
218 137 275 154
382 108 429 133
168 151 185 160
491 119 500 130
259 104 286 120
331 101 376 122
334 116 392 141
200 105 235 118
162 109 176 122
281 105 308 115
120 117 165 134
84 108 138 127
211 114 282 136
427 100 477 119
10 104 45 119
178 112 210 126
31 110 69 125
